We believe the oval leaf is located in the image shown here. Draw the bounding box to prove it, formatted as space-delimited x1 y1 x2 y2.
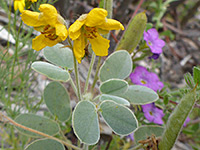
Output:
43 44 74 69
115 12 147 53
72 101 100 145
99 50 132 82
15 114 59 137
100 100 138 135
134 125 164 144
31 61 70 82
119 85 159 105
44 82 71 122
25 139 65 150
100 94 130 106
100 79 128 95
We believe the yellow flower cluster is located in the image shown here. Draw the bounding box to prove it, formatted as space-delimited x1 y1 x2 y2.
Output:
21 4 124 63
14 0 37 13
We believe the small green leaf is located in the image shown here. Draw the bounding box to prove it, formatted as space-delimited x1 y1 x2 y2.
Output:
119 85 159 105
72 101 100 145
115 12 147 53
44 82 71 122
25 139 65 150
43 43 74 69
134 125 164 144
100 79 128 95
99 50 132 82
100 94 130 106
31 61 70 82
159 90 196 150
100 100 138 135
193 66 200 86
15 114 60 137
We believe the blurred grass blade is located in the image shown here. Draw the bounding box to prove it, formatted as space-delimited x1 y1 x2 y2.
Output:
115 12 147 53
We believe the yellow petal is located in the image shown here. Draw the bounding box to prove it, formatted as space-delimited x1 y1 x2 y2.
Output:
32 35 47 51
69 20 85 40
98 28 109 35
32 34 60 51
39 4 58 26
88 33 109 56
21 10 45 27
73 32 87 63
85 8 107 27
14 1 25 13
55 23 68 41
97 19 124 31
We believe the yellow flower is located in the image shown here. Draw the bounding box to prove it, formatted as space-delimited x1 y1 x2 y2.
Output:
14 0 25 13
14 0 37 13
21 4 68 51
69 8 124 63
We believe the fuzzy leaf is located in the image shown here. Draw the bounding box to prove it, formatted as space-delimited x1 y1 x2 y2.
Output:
25 139 65 150
72 101 100 145
31 61 70 82
43 44 74 69
100 100 138 135
15 114 59 137
159 90 196 150
99 50 132 82
100 79 128 95
115 12 147 53
44 82 71 122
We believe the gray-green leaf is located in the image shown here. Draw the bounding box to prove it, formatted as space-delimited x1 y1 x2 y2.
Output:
15 114 60 137
100 79 128 95
99 50 132 82
119 85 159 105
72 101 100 145
43 43 74 69
44 81 71 122
31 61 70 82
100 100 138 135
25 139 65 150
100 94 130 106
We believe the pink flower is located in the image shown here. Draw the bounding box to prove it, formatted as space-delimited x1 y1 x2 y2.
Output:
142 103 164 125
183 117 190 127
144 28 165 59
129 66 164 92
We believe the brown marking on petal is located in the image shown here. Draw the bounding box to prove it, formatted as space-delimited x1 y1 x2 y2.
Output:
84 26 98 39
41 24 58 41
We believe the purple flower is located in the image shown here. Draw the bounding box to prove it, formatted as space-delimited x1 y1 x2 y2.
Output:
144 28 165 57
129 66 164 92
127 132 134 141
148 53 160 60
183 117 190 127
142 103 164 125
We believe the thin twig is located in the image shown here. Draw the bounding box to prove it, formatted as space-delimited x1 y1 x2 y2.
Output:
0 113 82 150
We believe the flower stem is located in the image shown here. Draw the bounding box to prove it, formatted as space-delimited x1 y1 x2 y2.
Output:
68 37 82 101
84 51 96 94
0 113 82 150
69 75 78 98
91 56 102 93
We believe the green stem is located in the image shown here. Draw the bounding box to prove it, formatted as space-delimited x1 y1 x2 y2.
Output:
8 20 23 102
68 37 82 101
105 0 113 19
91 56 102 93
69 75 78 98
84 52 96 94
